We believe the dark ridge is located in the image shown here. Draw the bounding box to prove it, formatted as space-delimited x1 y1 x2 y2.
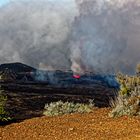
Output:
0 62 36 73
0 62 119 88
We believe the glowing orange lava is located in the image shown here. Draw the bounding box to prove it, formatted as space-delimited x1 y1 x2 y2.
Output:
73 75 81 79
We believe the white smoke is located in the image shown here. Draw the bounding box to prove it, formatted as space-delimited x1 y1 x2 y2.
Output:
0 0 78 70
0 0 140 74
71 0 140 74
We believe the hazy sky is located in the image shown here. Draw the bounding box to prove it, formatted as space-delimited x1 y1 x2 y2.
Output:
0 0 10 6
0 0 73 6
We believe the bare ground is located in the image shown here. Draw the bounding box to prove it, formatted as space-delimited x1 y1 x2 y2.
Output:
1 108 140 140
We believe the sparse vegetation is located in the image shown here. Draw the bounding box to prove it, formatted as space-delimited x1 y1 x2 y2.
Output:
136 63 140 76
43 100 94 116
109 65 140 117
0 90 11 122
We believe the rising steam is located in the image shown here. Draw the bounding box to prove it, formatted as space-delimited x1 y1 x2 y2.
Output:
0 0 140 74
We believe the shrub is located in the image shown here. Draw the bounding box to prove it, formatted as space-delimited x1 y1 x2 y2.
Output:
136 63 140 76
0 91 11 122
109 94 140 117
109 69 140 117
43 100 94 117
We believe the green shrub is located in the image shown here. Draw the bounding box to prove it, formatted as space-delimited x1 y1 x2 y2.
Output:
109 68 140 117
43 100 94 117
0 91 11 122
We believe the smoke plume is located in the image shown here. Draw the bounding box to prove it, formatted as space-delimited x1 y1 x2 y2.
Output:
71 0 140 74
0 0 140 74
0 0 78 70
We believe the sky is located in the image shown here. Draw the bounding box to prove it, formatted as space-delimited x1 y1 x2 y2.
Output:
0 0 10 7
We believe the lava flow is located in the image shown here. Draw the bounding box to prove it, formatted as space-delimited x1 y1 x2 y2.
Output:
73 74 81 79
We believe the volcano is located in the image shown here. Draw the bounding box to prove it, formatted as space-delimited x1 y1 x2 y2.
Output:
0 62 119 88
